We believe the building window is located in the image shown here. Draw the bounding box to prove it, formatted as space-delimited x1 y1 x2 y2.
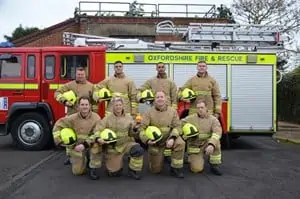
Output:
45 55 55 80
60 55 89 80
0 55 21 78
27 55 36 79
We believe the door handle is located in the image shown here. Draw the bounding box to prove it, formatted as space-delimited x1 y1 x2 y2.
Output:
13 91 23 95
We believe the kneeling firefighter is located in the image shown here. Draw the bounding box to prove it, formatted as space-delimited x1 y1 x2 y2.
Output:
52 96 102 178
181 99 223 176
88 96 144 180
139 91 186 178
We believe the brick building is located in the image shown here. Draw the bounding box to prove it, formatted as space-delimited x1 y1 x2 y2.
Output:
13 2 229 47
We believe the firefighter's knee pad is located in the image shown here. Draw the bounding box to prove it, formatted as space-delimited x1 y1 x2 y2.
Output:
130 144 144 157
108 168 123 177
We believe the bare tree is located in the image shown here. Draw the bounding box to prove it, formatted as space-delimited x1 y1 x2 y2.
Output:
231 0 300 34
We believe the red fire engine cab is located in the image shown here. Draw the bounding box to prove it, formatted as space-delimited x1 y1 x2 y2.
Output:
0 46 106 150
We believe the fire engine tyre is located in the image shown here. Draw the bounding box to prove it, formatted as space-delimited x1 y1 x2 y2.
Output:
11 112 51 151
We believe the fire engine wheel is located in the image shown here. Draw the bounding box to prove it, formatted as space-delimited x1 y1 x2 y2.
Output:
11 112 51 151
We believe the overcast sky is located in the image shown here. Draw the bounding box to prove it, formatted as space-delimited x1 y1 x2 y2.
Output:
0 0 298 45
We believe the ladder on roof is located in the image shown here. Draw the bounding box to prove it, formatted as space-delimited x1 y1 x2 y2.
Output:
62 21 287 53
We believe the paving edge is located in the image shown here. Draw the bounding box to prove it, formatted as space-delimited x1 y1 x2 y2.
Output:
273 136 300 145
0 150 62 196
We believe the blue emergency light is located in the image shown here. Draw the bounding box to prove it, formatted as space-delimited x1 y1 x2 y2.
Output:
0 41 14 48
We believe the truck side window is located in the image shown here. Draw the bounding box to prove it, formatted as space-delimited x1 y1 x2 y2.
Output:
27 55 36 79
45 55 55 80
0 55 21 78
60 55 89 80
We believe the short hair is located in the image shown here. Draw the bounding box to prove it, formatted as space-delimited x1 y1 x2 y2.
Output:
114 60 123 65
76 67 85 72
78 96 91 104
195 99 207 107
197 61 207 64
111 96 124 105
156 62 164 66
155 90 166 96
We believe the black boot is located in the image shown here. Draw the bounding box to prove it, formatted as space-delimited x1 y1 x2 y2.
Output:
170 167 184 178
89 168 100 180
128 168 141 180
107 168 123 177
210 164 222 176
64 157 70 165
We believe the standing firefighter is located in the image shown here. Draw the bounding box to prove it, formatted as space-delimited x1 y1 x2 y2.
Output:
139 91 186 178
54 67 98 165
88 97 144 180
138 62 178 109
93 61 138 117
178 61 222 118
181 99 222 175
52 96 102 179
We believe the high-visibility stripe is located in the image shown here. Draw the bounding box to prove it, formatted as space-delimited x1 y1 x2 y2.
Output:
49 84 64 90
0 83 38 90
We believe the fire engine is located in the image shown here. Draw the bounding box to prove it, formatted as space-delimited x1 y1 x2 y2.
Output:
0 21 285 150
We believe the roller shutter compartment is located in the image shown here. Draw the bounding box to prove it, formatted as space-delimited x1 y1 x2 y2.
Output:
230 65 273 131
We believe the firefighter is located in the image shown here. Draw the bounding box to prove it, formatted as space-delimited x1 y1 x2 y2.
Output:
52 96 102 179
138 62 178 109
54 67 98 165
181 99 222 176
93 60 138 117
178 61 222 118
88 96 144 180
139 91 185 178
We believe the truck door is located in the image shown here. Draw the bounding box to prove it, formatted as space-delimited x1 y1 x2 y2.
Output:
40 52 59 121
0 53 25 123
24 53 40 102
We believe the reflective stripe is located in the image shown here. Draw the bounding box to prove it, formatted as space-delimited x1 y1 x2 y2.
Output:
0 83 38 90
49 84 64 90
160 127 171 132
55 94 63 101
171 158 184 168
129 157 143 171
53 131 60 138
209 154 222 164
187 147 201 153
112 92 128 98
77 134 89 140
211 133 221 140
164 149 172 156
198 133 211 140
172 104 178 109
195 90 211 96
131 102 138 107
116 131 128 137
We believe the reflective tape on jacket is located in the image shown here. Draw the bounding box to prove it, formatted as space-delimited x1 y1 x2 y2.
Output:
112 92 129 98
187 147 201 154
211 133 222 140
77 134 89 140
0 83 39 90
198 133 212 140
131 102 138 108
195 90 212 96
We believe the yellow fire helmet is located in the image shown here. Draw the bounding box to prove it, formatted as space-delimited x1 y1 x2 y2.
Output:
181 88 196 100
182 123 199 138
62 90 77 105
60 128 77 146
100 128 118 144
98 88 112 101
140 89 154 102
145 126 163 143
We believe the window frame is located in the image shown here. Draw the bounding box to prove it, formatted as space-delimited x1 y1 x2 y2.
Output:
44 55 55 80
